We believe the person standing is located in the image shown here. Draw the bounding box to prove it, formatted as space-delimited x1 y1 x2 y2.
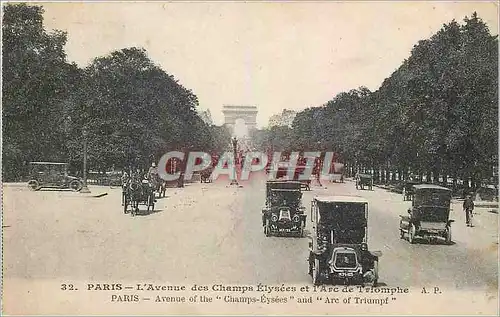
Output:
463 194 475 227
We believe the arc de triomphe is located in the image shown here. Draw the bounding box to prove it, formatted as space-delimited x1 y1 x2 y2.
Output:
222 105 258 136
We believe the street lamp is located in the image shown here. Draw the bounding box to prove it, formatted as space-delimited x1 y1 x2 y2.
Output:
230 136 239 186
80 127 91 193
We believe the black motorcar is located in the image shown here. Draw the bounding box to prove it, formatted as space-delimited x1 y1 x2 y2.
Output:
399 184 453 244
262 181 306 237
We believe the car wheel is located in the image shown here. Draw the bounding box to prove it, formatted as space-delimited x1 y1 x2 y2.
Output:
372 261 379 287
70 180 83 192
299 227 304 238
408 224 416 244
445 227 452 245
312 258 321 286
308 255 313 276
28 180 41 191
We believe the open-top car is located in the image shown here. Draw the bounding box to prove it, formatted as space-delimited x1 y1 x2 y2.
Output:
308 196 381 286
402 180 420 201
399 184 453 244
262 181 306 237
27 162 83 191
355 173 373 190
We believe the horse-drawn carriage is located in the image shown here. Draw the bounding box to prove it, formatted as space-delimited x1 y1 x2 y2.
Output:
150 174 167 198
122 176 156 216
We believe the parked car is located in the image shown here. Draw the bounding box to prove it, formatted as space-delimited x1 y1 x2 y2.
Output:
307 196 381 286
399 184 453 244
27 162 83 191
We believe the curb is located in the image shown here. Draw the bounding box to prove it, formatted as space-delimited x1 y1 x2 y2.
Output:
81 192 108 198
475 203 498 208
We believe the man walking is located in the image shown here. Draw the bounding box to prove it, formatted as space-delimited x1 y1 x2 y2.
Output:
463 194 475 227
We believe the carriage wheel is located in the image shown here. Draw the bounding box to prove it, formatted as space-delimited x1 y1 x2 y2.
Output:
147 194 155 211
445 227 452 245
123 197 128 214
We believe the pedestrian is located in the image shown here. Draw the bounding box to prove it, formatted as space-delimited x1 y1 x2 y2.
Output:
463 194 474 227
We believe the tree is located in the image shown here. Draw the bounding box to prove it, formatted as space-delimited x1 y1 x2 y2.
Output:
2 3 79 180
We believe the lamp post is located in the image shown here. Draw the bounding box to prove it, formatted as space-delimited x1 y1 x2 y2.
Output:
80 127 91 193
230 136 239 186
316 141 323 187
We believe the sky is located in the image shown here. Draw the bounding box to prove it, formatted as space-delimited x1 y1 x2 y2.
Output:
38 1 499 128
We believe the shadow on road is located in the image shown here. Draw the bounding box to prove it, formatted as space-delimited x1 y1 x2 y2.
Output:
131 209 163 216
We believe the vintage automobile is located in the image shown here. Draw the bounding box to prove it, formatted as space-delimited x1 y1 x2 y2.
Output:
262 181 307 237
402 180 420 201
308 196 381 286
399 184 453 244
355 173 373 190
27 162 83 191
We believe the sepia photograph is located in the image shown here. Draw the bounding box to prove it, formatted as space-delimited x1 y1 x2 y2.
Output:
1 1 499 315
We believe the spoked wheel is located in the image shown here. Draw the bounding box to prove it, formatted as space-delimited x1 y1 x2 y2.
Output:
408 224 416 244
298 226 304 238
28 180 41 191
147 194 155 212
372 260 379 287
445 227 452 245
264 219 271 237
312 258 321 286
123 198 128 214
70 180 83 192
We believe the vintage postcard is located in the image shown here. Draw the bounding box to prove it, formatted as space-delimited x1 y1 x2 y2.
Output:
1 1 499 315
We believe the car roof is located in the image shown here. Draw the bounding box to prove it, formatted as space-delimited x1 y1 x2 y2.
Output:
270 188 301 192
29 162 68 165
414 184 451 191
314 195 368 204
